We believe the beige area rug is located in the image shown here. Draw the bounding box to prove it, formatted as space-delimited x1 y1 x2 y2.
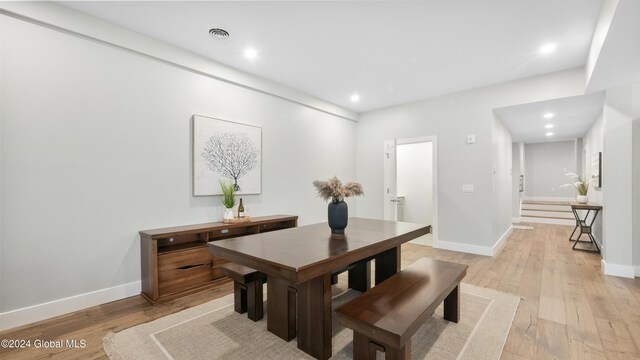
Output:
104 283 519 360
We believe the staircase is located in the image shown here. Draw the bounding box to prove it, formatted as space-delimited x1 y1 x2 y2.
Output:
520 199 574 226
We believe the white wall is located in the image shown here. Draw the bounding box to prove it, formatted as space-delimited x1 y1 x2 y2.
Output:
575 138 583 178
584 0 640 276
524 141 577 198
586 0 619 86
601 86 634 276
0 10 356 324
583 112 604 204
356 68 585 254
586 0 640 93
396 142 433 225
492 117 513 243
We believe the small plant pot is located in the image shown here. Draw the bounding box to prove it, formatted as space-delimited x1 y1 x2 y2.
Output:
223 208 235 221
576 195 588 204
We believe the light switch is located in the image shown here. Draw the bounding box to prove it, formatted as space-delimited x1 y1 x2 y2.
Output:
466 135 476 144
462 184 474 193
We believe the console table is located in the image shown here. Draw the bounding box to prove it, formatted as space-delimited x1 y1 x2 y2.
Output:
569 204 602 253
139 215 297 303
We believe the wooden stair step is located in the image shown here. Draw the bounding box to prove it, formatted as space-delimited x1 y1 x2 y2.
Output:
522 200 571 206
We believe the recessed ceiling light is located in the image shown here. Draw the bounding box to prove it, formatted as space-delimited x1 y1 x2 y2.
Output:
539 43 557 54
244 48 258 59
350 94 360 102
209 28 230 40
543 112 554 119
545 132 554 137
545 124 554 129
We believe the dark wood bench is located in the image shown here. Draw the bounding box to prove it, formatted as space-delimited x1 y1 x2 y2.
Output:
220 262 267 321
335 257 468 360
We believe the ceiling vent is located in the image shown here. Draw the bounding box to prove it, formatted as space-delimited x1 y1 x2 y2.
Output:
209 28 230 40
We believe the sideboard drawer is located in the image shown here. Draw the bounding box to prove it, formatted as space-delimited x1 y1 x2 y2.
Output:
158 263 213 297
158 246 210 273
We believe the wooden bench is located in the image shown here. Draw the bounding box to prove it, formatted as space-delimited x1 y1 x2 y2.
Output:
335 257 468 360
220 262 267 321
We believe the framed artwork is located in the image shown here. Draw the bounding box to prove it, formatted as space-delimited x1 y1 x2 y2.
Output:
591 152 602 188
519 174 524 193
193 115 262 196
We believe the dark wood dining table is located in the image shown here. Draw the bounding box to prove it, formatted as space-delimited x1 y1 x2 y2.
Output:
208 217 430 360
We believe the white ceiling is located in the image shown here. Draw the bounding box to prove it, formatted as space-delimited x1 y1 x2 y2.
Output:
59 0 603 114
494 92 605 144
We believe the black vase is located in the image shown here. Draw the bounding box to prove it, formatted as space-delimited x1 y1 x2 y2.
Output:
328 200 348 234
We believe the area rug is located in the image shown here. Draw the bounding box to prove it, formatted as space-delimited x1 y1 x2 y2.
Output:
103 283 519 360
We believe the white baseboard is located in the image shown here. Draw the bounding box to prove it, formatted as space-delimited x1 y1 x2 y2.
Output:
0 281 141 331
433 239 494 256
512 217 523 223
493 226 513 256
635 266 640 278
433 227 512 257
601 259 635 279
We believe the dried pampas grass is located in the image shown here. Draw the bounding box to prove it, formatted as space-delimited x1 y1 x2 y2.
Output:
313 176 364 202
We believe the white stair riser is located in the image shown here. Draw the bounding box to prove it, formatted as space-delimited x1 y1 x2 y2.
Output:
521 204 571 211
521 210 574 219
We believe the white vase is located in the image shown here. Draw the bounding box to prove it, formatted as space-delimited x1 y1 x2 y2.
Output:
576 195 588 204
223 208 235 221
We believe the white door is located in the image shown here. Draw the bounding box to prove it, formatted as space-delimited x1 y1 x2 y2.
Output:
382 136 439 243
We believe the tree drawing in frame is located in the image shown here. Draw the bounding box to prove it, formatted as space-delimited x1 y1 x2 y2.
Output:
193 115 262 196
201 133 259 191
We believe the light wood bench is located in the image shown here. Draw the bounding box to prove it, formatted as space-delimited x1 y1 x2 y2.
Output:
220 262 267 321
335 257 467 360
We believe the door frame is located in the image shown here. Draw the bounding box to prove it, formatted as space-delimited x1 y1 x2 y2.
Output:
383 136 438 243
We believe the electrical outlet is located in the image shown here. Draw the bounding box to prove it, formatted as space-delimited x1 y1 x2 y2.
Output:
462 184 474 193
466 135 476 144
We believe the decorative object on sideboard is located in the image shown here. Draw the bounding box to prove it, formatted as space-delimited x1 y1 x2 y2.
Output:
560 172 589 204
238 198 246 218
219 180 236 222
313 176 364 235
193 115 262 196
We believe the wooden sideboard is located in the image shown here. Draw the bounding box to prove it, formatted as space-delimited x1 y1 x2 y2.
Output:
139 215 298 304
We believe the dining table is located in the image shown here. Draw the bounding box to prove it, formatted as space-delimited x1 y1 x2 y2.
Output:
208 217 430 360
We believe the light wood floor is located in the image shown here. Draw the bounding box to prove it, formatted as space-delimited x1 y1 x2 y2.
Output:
2 223 639 359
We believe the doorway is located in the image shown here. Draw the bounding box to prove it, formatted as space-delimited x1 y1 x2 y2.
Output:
383 136 437 245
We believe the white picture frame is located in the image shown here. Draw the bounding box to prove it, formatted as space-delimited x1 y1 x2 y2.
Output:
193 115 262 196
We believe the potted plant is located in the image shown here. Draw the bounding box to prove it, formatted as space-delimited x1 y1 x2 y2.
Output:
313 176 363 235
560 173 589 203
219 179 236 221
